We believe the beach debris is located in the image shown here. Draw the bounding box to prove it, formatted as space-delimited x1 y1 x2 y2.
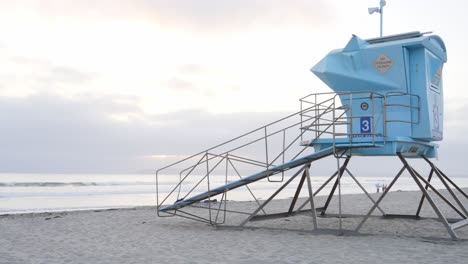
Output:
45 215 61 221
202 199 218 204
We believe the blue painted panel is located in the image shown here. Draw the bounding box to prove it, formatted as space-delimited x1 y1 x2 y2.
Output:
311 33 446 146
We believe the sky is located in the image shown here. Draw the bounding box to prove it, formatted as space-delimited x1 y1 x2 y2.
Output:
1 0 468 175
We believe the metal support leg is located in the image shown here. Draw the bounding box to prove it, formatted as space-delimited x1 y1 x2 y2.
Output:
305 166 318 230
321 157 351 215
412 169 466 219
398 153 458 240
295 170 339 212
337 157 343 234
439 173 468 199
356 166 406 232
239 164 309 227
288 169 308 215
415 169 434 217
434 170 468 217
345 168 386 215
422 156 468 199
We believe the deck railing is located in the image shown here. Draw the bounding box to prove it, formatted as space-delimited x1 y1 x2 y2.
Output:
156 91 420 224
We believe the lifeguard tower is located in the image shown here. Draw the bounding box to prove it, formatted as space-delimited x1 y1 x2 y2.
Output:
156 32 468 240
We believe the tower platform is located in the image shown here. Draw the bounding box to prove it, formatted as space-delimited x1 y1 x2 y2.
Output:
302 137 438 158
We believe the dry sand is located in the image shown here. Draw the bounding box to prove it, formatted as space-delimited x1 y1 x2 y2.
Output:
1 188 468 264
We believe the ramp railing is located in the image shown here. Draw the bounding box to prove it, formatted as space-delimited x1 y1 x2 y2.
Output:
155 91 419 224
156 102 332 219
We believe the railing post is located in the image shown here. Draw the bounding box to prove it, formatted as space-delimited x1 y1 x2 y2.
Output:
315 93 318 139
349 93 353 146
371 92 375 145
205 152 212 224
264 126 269 170
383 94 387 143
332 97 336 154
417 95 421 124
282 130 286 180
155 171 160 212
300 98 303 141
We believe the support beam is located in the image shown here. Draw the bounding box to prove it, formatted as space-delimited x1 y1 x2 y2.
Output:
421 156 468 217
321 157 351 215
398 153 458 240
412 169 466 219
415 169 434 217
345 168 386 215
305 165 318 230
434 169 468 217
295 170 339 212
356 166 406 232
239 163 309 227
451 219 468 230
287 169 308 215
422 156 468 199
337 157 343 234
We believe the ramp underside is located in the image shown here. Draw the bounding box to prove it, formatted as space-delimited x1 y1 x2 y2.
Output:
159 144 376 212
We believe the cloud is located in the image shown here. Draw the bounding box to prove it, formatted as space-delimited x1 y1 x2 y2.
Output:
0 94 144 173
0 56 98 96
166 78 195 92
10 57 98 86
4 1 333 32
1 93 466 176
144 0 333 31
177 64 204 75
0 94 289 173
49 66 97 85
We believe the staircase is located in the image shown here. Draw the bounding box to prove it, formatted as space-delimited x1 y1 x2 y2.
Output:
155 91 391 223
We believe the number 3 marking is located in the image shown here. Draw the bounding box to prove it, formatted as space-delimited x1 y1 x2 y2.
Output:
360 117 371 133
362 120 370 132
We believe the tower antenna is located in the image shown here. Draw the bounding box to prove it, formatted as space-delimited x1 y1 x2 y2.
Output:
368 0 387 37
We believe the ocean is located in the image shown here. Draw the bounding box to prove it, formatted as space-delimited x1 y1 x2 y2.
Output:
1 173 468 215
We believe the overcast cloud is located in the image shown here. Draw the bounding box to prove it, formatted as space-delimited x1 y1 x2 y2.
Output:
24 0 332 31
0 94 289 173
0 93 466 176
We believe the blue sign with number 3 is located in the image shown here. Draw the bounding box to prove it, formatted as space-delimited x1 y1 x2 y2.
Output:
360 117 371 134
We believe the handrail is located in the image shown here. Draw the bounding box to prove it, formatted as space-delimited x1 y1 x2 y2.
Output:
156 104 317 174
300 91 387 148
170 114 320 177
158 90 419 176
156 90 422 220
384 91 421 125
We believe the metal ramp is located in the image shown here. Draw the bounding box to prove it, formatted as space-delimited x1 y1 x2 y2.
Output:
159 143 382 212
158 146 334 212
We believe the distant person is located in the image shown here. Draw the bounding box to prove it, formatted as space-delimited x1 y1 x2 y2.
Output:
375 183 381 193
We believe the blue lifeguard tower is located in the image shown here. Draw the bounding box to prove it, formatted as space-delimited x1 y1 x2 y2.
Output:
156 32 468 240
307 31 445 158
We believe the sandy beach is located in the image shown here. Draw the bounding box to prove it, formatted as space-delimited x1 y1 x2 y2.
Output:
1 188 468 264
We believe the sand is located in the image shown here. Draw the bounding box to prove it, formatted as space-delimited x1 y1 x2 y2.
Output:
1 188 468 264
